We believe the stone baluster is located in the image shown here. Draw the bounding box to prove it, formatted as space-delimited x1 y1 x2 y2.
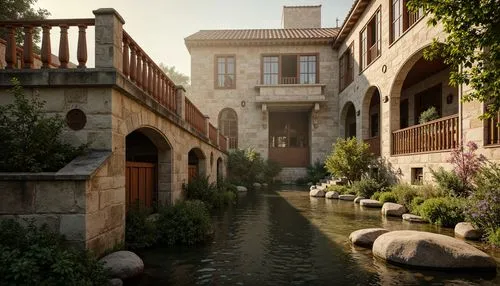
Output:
142 56 148 92
59 25 69 68
5 26 17 69
129 45 136 82
41 25 52 68
77 24 88 68
136 51 142 87
122 37 129 76
22 25 34 69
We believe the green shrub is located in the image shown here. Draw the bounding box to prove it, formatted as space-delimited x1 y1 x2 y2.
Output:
418 106 439 124
125 204 158 250
430 167 470 196
0 78 85 172
409 196 425 214
371 191 382 200
416 184 445 199
0 219 108 285
487 228 500 247
390 184 418 210
156 200 212 246
417 197 466 227
351 177 384 198
466 163 500 245
368 158 399 188
326 185 354 195
261 159 282 183
227 148 280 186
185 176 236 209
325 138 374 183
378 191 398 204
306 160 330 184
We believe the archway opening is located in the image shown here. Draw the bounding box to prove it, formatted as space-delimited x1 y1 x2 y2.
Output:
125 127 172 209
390 50 458 155
188 148 206 183
362 87 381 156
341 102 357 139
216 157 223 183
219 108 238 149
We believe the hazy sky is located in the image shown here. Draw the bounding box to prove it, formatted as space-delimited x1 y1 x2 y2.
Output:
36 0 354 76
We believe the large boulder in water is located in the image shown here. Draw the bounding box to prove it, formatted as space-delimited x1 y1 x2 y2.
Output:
339 194 356 201
354 196 365 204
236 186 248 192
349 228 389 248
99 251 144 279
402 213 427 224
381 202 406 217
372 231 496 270
360 199 382 208
310 189 325 197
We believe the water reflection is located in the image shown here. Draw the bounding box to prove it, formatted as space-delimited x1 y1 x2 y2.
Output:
135 187 499 285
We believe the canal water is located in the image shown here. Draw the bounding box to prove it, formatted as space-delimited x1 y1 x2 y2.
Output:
136 187 500 285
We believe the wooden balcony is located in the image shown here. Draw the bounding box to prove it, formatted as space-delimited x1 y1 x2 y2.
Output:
364 136 380 156
392 115 459 155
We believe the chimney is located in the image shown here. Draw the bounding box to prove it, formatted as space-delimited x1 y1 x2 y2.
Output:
282 5 321 29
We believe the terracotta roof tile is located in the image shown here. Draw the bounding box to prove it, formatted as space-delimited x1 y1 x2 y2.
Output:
185 28 339 42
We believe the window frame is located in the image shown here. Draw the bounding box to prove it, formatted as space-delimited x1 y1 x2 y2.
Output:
260 53 320 85
214 55 236 89
389 0 424 45
218 108 238 149
339 42 354 92
359 6 382 73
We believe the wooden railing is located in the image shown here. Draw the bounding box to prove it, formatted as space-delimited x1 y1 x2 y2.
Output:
486 111 500 145
0 18 95 69
185 97 206 135
281 77 297 84
392 115 459 155
209 123 217 145
408 10 422 27
219 133 228 152
122 31 177 114
364 136 381 156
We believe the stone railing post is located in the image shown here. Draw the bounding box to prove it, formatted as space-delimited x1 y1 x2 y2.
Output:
93 8 125 69
175 85 186 119
204 115 210 137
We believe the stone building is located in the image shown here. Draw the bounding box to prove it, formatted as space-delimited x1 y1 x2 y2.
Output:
186 1 500 183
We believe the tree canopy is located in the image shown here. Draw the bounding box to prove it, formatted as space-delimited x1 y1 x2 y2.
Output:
408 0 500 119
0 0 50 46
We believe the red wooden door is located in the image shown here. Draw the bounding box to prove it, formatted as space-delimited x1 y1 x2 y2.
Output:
126 161 156 210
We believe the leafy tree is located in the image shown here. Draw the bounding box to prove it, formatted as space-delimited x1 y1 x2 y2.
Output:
0 78 84 172
159 63 191 93
0 0 50 47
325 138 374 183
408 0 500 119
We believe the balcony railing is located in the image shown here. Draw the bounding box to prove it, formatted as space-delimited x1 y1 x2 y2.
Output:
392 114 459 155
185 97 206 136
486 111 500 145
209 123 217 145
364 136 381 156
219 133 228 152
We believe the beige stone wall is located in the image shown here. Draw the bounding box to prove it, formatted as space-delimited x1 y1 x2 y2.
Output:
190 44 338 169
335 0 500 183
283 6 322 28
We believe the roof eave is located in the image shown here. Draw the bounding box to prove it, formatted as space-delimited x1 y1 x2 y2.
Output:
332 0 371 49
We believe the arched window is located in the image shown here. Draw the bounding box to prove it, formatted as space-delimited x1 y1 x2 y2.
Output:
218 108 238 149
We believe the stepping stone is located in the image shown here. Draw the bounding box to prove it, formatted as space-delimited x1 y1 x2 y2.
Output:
325 191 339 199
402 214 427 223
310 189 325 197
349 228 390 248
455 222 482 241
381 202 406 217
360 199 382 208
354 196 365 204
339 194 356 201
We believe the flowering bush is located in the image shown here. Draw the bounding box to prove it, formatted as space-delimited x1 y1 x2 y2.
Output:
466 163 500 246
448 141 486 192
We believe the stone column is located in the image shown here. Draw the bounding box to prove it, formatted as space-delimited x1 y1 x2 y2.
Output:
175 85 186 119
93 8 125 69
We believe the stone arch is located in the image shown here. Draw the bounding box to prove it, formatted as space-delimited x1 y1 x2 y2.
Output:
218 108 238 149
188 147 207 182
340 101 357 139
361 86 382 156
125 125 173 207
